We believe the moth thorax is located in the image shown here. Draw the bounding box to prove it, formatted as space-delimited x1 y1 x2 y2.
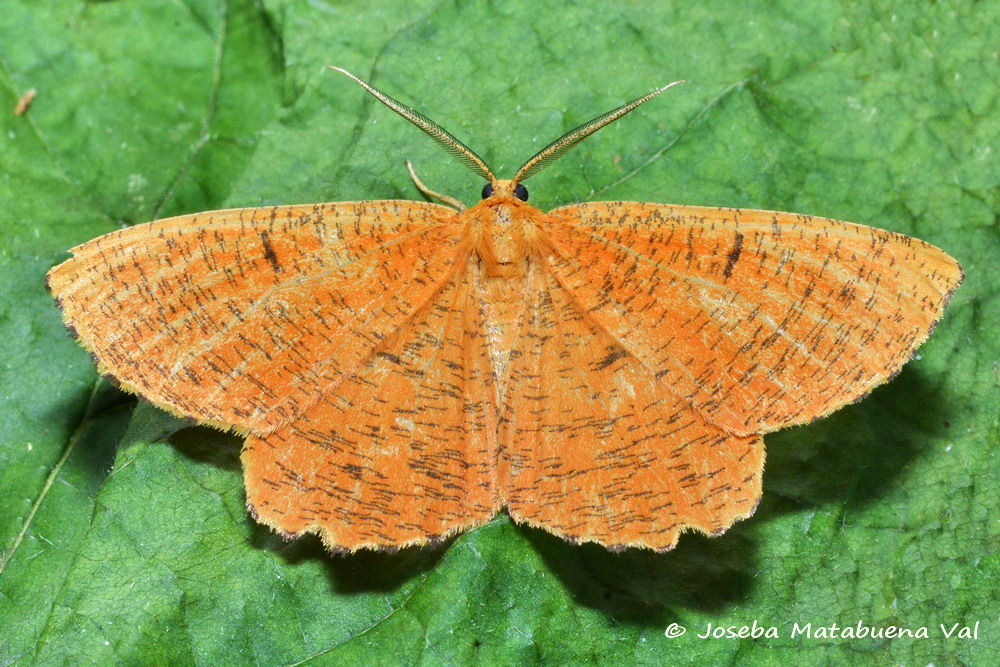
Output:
488 204 521 263
464 196 551 278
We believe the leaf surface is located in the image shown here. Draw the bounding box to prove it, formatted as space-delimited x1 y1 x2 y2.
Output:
2 1 996 664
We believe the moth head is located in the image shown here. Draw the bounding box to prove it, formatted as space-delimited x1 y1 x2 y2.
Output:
481 180 529 202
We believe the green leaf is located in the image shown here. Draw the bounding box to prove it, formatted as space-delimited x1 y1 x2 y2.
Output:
2 0 997 664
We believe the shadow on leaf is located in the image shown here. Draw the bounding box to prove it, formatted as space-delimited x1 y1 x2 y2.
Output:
131 359 957 611
764 364 955 512
521 519 756 621
170 424 243 473
516 364 957 620
246 526 448 593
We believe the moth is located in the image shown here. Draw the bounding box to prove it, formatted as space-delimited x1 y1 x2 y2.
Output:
47 68 963 552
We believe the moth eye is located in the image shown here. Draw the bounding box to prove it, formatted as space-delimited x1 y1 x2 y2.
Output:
514 184 529 202
481 184 494 199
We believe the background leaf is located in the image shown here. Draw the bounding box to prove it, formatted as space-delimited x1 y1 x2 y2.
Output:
2 0 997 664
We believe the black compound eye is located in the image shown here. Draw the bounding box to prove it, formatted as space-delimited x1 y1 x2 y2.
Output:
481 183 494 199
514 184 529 201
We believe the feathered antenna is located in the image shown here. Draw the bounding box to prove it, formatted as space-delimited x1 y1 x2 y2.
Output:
511 80 684 185
330 67 496 183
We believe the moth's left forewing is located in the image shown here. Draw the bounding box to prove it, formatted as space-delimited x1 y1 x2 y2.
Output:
544 202 963 435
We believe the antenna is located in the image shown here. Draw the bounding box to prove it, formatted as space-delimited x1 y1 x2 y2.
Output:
511 81 684 185
330 67 496 183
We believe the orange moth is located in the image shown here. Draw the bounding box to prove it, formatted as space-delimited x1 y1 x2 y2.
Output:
47 68 963 552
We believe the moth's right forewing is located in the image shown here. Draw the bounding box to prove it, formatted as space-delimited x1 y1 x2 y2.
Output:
47 200 463 433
